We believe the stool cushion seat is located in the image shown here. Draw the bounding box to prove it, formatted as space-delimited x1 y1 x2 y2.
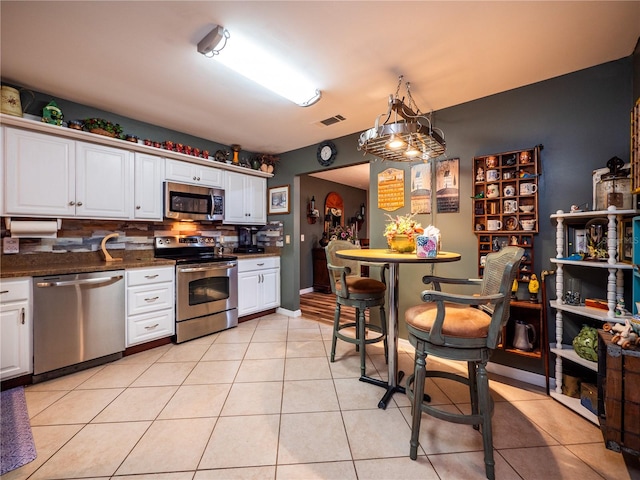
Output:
337 277 386 296
405 303 492 339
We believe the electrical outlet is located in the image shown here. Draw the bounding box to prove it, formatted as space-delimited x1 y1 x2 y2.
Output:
285 235 291 244
3 237 19 254
301 234 305 242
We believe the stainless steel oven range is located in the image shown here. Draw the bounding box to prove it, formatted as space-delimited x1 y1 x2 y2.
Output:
154 235 238 343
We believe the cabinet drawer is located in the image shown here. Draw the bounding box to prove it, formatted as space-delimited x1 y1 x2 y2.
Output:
126 267 174 286
238 257 280 272
0 278 31 303
127 310 174 346
127 284 173 315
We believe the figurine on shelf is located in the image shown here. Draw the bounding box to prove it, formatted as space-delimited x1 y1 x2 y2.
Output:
510 235 518 246
528 273 539 303
511 279 518 300
476 167 485 182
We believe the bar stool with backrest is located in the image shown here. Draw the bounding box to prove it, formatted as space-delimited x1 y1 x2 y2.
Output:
325 240 388 376
404 246 524 480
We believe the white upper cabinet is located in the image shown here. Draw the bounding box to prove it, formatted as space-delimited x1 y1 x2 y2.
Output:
134 153 164 220
224 171 266 225
4 127 76 216
3 128 133 219
75 141 133 219
165 158 224 188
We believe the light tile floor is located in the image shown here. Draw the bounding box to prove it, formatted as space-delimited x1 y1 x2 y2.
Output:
6 313 640 479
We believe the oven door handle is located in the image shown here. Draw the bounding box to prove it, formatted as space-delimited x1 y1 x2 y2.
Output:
178 263 236 273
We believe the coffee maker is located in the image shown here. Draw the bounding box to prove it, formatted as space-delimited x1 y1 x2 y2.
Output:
234 226 264 253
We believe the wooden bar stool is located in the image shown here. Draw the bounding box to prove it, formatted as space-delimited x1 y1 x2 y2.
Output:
325 240 388 376
404 246 524 480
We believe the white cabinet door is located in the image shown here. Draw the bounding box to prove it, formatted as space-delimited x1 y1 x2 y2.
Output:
261 268 280 309
224 172 267 225
247 176 267 224
4 127 75 216
0 278 32 380
238 271 261 316
237 258 280 316
134 153 164 220
165 158 223 187
76 142 133 219
198 164 224 188
224 171 247 223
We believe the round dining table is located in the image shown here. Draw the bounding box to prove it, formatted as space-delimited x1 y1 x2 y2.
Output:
335 248 461 409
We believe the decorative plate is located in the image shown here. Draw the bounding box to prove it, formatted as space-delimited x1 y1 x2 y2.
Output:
505 216 518 231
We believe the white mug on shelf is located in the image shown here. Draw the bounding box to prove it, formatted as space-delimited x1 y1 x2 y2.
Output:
520 183 537 195
504 199 518 213
504 185 516 196
487 219 503 231
486 169 500 181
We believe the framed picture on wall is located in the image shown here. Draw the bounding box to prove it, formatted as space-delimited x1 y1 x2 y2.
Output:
268 185 290 214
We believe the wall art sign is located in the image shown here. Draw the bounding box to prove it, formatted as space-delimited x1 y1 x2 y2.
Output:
377 168 404 211
411 163 431 214
436 158 460 213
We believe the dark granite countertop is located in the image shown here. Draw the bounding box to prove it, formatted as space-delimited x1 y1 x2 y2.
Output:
1 250 280 278
1 251 175 278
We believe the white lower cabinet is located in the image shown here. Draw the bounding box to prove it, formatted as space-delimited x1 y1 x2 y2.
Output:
126 266 175 346
0 277 32 380
238 257 280 316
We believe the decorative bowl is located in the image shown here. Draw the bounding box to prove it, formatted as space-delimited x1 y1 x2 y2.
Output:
388 234 415 253
519 205 534 213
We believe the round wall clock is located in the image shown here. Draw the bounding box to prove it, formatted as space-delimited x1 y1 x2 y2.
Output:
317 140 337 167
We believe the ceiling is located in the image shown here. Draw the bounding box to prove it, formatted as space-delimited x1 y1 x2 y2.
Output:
1 1 639 162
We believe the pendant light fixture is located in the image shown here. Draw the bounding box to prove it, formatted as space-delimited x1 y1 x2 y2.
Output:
197 25 321 107
358 76 445 162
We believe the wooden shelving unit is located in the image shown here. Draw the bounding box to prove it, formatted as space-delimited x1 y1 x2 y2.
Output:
473 146 546 387
473 146 541 281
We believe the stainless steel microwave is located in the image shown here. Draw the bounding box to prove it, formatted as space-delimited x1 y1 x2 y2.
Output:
164 181 224 221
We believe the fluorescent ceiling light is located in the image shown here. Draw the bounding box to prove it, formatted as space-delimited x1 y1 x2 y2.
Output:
199 26 321 107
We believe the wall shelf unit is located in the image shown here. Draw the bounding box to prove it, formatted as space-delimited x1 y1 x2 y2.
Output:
549 206 638 423
473 146 546 385
473 145 541 281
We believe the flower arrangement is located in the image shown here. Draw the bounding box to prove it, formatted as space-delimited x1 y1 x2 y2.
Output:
384 213 424 252
82 118 123 138
384 213 424 242
329 224 355 242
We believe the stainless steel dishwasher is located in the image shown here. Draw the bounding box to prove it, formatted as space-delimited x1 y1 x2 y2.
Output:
33 270 125 381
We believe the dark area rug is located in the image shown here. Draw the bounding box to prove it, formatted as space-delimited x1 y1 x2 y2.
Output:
1 386 37 474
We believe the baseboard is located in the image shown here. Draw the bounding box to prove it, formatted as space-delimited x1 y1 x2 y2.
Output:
397 338 548 389
300 287 314 295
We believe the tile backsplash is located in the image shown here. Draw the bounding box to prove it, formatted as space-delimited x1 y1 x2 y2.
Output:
0 218 238 256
